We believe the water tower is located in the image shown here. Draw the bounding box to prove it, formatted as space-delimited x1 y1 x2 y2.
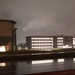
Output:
0 20 17 52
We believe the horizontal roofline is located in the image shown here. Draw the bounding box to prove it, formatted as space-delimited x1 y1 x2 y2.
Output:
26 35 75 38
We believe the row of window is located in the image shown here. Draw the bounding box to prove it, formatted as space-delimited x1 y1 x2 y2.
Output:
31 37 75 40
32 44 53 45
32 40 63 43
31 37 64 40
32 46 75 49
31 38 75 43
31 41 53 42
31 38 53 40
32 41 73 43
32 40 75 43
32 46 53 49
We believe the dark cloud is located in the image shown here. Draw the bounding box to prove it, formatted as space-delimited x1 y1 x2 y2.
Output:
0 0 75 44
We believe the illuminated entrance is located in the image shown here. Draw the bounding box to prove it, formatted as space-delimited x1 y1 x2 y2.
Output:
63 45 72 48
0 46 6 52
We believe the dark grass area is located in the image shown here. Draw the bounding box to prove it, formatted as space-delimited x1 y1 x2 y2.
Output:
0 49 49 55
27 69 75 75
0 48 75 61
0 48 75 54
0 51 75 61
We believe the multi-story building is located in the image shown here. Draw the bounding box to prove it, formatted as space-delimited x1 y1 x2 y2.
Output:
26 36 75 50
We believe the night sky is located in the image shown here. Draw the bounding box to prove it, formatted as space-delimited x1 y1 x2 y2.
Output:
0 0 75 44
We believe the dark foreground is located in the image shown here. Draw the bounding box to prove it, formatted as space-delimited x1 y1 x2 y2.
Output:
0 48 75 61
0 49 75 75
28 69 75 75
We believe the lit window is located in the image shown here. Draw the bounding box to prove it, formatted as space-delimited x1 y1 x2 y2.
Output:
57 37 63 39
50 38 53 40
57 40 63 42
31 38 39 39
57 43 63 45
39 38 42 39
32 47 34 48
32 44 34 45
57 46 63 48
31 38 33 39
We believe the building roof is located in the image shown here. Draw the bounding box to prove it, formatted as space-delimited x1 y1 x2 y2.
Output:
26 35 75 38
0 20 16 24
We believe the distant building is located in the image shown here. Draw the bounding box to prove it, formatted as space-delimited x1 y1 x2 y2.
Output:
26 36 75 50
17 43 27 50
0 20 17 52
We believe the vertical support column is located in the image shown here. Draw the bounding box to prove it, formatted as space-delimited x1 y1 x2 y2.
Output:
12 28 17 51
12 29 14 51
15 28 17 51
11 22 16 51
53 37 57 48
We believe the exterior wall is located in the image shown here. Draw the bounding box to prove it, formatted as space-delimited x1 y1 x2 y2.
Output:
0 21 12 36
53 37 57 48
26 37 31 49
26 36 54 50
6 42 12 51
26 36 75 50
64 36 73 46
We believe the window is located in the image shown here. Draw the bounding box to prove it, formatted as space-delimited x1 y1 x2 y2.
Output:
57 37 63 39
57 40 63 42
57 46 63 48
57 43 63 45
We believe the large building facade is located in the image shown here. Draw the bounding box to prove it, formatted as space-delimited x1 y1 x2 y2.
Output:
26 36 75 50
0 20 17 52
